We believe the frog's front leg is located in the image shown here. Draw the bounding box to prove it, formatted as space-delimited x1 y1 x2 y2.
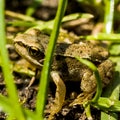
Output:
48 71 66 120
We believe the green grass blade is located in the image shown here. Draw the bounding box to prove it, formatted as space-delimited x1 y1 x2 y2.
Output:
75 57 102 102
101 112 118 120
75 57 102 119
62 13 93 22
0 94 14 115
104 0 115 33
101 0 118 119
36 0 68 119
94 97 120 112
100 72 120 120
5 10 35 21
79 33 120 42
0 1 25 120
26 0 43 16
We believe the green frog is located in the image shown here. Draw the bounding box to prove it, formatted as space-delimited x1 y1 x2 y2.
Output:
14 29 114 119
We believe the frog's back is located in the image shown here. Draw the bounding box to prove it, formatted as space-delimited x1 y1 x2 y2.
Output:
55 41 109 62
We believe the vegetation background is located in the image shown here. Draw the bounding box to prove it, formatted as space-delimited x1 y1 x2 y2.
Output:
0 0 120 120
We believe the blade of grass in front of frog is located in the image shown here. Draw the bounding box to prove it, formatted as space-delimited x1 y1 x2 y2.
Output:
36 0 67 119
75 57 102 120
75 57 102 102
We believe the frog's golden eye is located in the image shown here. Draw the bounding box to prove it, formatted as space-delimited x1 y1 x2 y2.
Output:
28 46 44 58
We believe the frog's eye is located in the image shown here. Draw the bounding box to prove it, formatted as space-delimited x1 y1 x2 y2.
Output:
14 41 26 47
28 46 44 58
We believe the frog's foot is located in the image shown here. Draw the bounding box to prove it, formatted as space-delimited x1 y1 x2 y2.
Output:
26 69 39 89
48 71 66 120
69 91 95 106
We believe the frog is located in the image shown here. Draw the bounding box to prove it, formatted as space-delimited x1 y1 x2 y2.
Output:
13 29 114 120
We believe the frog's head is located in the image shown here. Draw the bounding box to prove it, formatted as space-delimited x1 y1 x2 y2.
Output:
14 30 49 68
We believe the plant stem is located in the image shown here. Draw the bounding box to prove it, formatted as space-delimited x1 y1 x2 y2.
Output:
104 0 115 33
75 57 102 102
36 0 67 119
0 1 25 120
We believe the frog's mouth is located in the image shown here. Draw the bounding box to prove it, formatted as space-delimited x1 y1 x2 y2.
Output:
14 42 43 68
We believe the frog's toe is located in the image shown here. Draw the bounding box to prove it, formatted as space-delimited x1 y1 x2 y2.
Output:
69 91 94 106
48 71 66 120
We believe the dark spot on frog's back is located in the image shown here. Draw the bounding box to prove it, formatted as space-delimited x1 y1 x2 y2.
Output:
55 43 70 55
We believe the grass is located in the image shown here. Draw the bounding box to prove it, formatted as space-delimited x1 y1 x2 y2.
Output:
36 0 67 118
0 1 25 120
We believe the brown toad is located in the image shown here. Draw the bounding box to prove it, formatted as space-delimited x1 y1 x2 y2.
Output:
14 29 114 119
